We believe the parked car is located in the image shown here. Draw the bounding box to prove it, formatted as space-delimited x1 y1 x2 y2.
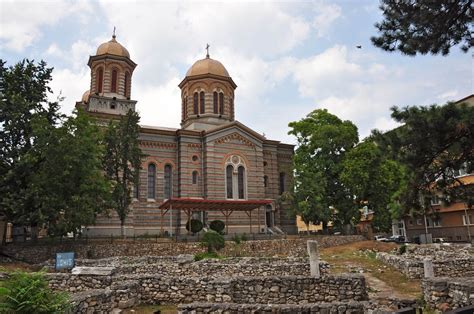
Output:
374 235 388 241
384 235 406 243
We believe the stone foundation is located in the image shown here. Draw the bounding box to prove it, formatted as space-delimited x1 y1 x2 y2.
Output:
2 235 365 264
422 277 474 311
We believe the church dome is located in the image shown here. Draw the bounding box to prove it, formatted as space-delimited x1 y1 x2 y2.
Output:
186 57 230 77
96 35 130 58
81 90 90 103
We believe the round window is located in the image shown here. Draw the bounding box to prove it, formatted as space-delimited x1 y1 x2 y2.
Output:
192 155 198 162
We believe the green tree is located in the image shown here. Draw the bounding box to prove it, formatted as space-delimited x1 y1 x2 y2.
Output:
372 102 474 219
103 109 143 238
288 109 359 234
340 141 407 232
0 59 62 240
31 110 111 237
372 0 472 56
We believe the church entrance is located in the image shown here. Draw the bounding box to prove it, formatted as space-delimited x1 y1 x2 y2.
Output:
265 205 274 228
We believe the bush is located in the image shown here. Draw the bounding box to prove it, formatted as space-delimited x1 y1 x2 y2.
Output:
0 271 70 313
185 219 203 234
194 251 222 261
201 231 225 253
241 233 248 241
232 234 242 244
398 244 407 255
209 220 225 234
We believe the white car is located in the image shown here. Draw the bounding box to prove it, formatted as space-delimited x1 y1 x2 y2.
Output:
374 235 387 241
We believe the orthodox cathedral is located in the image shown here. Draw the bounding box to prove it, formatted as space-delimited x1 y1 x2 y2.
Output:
77 34 296 236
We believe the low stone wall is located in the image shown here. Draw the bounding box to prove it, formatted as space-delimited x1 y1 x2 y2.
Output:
376 252 474 279
1 235 365 264
422 277 474 311
177 302 367 313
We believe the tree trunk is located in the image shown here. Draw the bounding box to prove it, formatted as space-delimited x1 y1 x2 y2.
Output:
121 220 126 239
322 221 328 234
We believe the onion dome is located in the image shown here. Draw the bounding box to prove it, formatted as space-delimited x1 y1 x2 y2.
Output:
96 35 130 58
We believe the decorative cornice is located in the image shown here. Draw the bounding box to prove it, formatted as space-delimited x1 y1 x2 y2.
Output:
140 141 177 149
187 143 202 149
214 132 255 148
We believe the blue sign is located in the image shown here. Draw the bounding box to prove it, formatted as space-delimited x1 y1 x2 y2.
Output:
55 252 75 270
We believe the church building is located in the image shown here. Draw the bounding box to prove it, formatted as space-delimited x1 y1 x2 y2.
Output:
77 34 297 237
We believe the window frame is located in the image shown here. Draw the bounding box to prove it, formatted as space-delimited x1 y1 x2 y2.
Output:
147 163 156 200
164 164 173 200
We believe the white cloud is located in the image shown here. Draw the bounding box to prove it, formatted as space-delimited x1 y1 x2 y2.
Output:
312 1 342 37
436 90 459 101
50 67 90 115
0 0 94 52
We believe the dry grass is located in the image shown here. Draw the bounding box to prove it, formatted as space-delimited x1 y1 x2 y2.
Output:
0 261 40 273
123 305 177 314
321 241 421 298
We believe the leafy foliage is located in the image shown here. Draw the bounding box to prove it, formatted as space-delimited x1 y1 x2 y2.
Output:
373 102 474 216
209 220 225 234
372 0 472 55
185 219 203 234
0 59 62 235
0 271 70 313
193 251 221 261
103 109 143 237
201 231 225 253
288 109 359 233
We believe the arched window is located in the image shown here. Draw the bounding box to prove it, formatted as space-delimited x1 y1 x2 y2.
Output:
193 92 198 114
213 92 218 114
219 92 224 114
147 164 156 199
226 165 233 199
96 68 103 93
192 171 198 184
279 172 286 195
124 72 130 98
264 175 268 188
111 69 118 93
164 164 173 199
200 91 205 114
238 166 245 199
133 180 139 199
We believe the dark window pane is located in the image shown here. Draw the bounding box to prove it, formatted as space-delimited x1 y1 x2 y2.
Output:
193 93 198 114
226 165 233 199
111 69 117 92
219 92 224 114
264 175 268 188
124 72 129 97
164 165 172 199
147 164 156 199
200 91 205 114
97 68 103 93
192 171 198 184
213 92 218 114
238 166 245 199
279 172 285 195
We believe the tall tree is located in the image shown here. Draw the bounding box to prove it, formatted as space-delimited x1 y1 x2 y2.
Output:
340 141 407 232
103 109 143 238
288 109 359 233
32 110 112 237
372 101 474 218
0 59 62 240
372 0 472 55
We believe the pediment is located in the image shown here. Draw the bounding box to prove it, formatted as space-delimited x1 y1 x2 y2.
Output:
205 121 264 148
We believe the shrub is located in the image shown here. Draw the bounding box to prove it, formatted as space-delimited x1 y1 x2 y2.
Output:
0 271 70 313
398 244 407 255
209 220 225 234
194 251 221 261
232 234 242 244
201 231 225 253
185 219 203 234
241 233 248 241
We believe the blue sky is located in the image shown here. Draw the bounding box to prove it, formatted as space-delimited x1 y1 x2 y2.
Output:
1 0 472 144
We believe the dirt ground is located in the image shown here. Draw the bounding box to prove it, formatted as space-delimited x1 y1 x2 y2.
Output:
320 241 421 299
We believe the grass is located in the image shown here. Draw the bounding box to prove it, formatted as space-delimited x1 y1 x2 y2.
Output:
320 241 421 298
123 304 177 314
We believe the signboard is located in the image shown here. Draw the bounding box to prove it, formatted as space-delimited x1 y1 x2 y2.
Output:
55 252 75 271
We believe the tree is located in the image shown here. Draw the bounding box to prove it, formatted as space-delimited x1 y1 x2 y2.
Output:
0 59 62 240
340 141 407 232
372 0 472 55
31 110 111 237
288 109 359 233
372 102 474 218
103 109 143 238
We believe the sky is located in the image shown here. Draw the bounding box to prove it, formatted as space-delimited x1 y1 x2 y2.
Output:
1 0 472 144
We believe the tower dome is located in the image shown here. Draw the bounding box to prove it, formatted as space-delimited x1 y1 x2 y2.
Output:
186 57 230 77
96 35 130 58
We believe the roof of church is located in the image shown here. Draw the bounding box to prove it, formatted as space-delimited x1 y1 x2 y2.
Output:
186 57 230 78
96 35 130 58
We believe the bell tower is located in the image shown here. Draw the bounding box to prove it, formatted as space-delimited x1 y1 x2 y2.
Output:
77 31 137 117
178 46 237 130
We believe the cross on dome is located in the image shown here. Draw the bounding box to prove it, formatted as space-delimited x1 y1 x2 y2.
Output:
206 43 210 58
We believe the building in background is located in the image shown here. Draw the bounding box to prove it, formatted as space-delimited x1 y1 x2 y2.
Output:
77 35 296 237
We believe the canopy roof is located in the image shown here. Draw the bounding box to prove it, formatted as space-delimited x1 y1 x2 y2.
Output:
158 198 272 211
